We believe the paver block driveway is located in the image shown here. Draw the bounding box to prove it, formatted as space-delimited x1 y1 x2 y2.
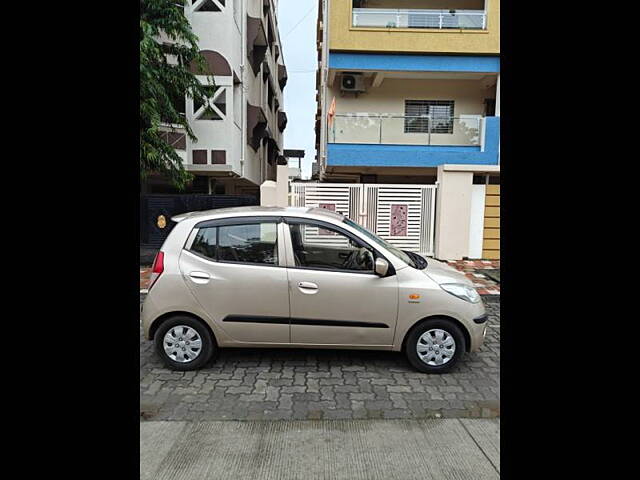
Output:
140 296 499 421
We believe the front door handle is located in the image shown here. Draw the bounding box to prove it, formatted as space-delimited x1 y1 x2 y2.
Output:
298 281 318 291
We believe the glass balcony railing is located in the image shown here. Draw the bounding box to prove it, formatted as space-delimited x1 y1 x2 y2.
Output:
329 114 482 147
352 8 486 30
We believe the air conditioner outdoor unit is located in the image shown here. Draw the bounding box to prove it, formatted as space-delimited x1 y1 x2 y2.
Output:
341 73 365 93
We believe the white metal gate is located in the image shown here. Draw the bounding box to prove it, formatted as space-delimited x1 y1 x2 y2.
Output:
290 183 437 255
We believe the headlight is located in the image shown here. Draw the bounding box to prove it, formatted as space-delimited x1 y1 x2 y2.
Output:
440 283 481 303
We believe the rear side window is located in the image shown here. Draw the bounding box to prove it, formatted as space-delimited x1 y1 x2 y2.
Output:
189 221 278 266
191 227 217 260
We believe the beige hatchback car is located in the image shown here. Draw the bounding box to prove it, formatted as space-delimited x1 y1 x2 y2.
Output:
141 206 487 373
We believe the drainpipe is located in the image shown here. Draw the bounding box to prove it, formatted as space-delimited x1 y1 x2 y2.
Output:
240 0 247 180
319 0 329 180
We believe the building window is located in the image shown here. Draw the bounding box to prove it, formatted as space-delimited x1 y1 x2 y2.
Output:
194 86 226 121
192 0 224 12
404 100 454 134
160 90 185 124
160 131 186 150
192 150 207 164
211 150 226 164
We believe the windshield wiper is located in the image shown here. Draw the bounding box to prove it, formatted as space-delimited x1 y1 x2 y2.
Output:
403 250 428 270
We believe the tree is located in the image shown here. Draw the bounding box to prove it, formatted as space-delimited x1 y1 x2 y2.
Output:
140 0 213 189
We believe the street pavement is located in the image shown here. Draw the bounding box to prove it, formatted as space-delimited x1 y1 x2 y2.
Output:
140 418 500 480
140 297 500 421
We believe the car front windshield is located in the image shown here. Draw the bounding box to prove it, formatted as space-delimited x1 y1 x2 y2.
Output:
343 218 416 268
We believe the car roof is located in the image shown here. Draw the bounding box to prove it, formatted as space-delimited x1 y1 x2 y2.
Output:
171 206 345 224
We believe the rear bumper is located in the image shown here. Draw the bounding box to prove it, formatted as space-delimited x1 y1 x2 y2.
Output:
141 294 158 340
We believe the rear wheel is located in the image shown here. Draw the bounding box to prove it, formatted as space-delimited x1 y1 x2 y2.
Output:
405 319 466 373
154 316 215 371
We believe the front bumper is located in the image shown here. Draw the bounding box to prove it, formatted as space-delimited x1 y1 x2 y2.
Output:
473 314 488 324
466 301 488 352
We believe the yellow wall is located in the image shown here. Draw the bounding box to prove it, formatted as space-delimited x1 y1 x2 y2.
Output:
482 184 500 259
329 0 499 55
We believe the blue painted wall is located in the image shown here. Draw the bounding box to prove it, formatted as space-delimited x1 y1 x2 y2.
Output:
327 117 500 168
329 53 500 73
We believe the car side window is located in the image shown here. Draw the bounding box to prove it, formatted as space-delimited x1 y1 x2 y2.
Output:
191 227 217 260
288 222 374 272
190 222 279 266
191 222 278 265
218 223 278 265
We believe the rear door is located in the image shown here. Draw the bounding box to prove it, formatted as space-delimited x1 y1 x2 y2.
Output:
284 218 398 347
179 216 290 344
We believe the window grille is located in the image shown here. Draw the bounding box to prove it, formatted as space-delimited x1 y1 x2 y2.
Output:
404 100 454 134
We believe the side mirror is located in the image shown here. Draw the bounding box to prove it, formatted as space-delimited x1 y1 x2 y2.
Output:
374 257 389 277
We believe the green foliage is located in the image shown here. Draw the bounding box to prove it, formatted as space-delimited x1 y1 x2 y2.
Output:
140 0 213 189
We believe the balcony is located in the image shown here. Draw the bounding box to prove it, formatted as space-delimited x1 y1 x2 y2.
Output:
330 114 482 146
352 9 486 30
327 115 499 168
332 1 498 55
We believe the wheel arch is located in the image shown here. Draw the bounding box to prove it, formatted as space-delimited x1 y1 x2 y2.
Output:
401 315 471 353
148 311 218 347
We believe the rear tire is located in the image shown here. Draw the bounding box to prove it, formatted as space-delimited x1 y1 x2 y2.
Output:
154 315 215 371
405 318 466 373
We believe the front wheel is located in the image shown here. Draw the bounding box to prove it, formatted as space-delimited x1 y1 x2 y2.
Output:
154 316 215 371
405 319 466 373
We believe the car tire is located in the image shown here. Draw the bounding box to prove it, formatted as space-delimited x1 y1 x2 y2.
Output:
405 318 466 374
154 316 215 371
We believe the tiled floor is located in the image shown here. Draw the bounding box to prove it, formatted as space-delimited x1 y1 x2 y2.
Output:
140 268 151 290
446 260 500 296
141 260 500 295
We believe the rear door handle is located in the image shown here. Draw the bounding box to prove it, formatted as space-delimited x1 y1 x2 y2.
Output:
298 282 318 290
189 271 211 284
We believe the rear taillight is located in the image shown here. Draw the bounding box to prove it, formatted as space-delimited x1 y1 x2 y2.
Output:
148 251 164 291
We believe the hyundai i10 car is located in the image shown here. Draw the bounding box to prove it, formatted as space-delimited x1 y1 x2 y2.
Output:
141 206 487 373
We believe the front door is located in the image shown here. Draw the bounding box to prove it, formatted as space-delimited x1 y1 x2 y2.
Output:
179 217 290 344
285 219 398 347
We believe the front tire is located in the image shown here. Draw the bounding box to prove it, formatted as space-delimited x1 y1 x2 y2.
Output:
154 316 215 371
405 319 466 373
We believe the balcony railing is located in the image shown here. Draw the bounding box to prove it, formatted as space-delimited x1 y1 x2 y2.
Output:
352 8 486 30
329 114 482 147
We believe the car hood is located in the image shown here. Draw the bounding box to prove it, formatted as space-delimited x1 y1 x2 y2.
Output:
422 257 473 286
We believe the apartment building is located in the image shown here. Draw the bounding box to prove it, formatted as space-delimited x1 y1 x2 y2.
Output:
313 0 500 259
146 0 289 197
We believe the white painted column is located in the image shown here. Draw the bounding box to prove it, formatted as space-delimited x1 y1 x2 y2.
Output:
260 181 278 206
495 74 500 117
468 185 487 259
434 166 474 260
275 164 289 207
